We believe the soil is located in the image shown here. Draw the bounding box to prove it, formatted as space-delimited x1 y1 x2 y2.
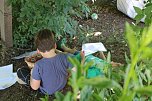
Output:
0 1 136 101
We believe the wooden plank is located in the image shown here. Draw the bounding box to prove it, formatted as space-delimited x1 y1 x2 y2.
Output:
0 0 13 47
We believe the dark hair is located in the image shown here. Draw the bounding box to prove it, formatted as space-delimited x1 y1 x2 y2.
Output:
35 29 56 52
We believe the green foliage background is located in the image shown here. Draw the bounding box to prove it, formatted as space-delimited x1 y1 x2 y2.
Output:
8 0 90 48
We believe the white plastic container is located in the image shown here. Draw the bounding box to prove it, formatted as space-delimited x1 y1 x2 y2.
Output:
117 0 145 22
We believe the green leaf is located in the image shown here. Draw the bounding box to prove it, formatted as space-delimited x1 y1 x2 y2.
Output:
78 77 122 90
139 72 147 82
144 5 152 15
40 95 49 101
144 17 152 26
134 86 152 96
91 93 103 101
63 92 72 101
54 92 64 101
134 6 143 14
138 75 143 86
134 14 144 24
143 24 152 46
119 92 135 101
80 86 93 101
68 57 82 80
125 22 138 59
145 69 151 85
125 52 131 64
141 47 152 59
106 52 111 63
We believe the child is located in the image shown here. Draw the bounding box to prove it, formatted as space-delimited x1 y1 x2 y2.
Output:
17 29 80 95
25 40 123 79
59 42 123 78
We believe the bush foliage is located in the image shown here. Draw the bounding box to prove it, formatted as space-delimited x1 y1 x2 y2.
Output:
8 0 90 48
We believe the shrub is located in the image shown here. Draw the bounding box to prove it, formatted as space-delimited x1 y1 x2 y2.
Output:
8 0 91 48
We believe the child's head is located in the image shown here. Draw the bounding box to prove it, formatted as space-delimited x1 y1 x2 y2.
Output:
35 29 56 53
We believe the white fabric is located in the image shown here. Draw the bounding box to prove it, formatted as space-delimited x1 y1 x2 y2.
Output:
117 0 145 22
0 64 17 90
82 42 107 56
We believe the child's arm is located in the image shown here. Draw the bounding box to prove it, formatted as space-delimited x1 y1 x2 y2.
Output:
55 49 63 54
30 78 40 90
80 51 85 66
60 44 77 54
30 68 41 90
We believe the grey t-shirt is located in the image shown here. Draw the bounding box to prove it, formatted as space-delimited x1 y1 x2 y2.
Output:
32 53 72 95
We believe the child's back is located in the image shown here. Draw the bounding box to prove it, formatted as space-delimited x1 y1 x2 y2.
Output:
32 53 72 95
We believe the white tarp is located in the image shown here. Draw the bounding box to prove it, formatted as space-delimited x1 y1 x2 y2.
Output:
117 0 145 22
12 51 37 59
82 42 107 56
0 64 17 90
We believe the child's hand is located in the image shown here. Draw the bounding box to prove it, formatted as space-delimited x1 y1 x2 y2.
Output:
25 58 35 69
80 51 85 60
80 51 85 66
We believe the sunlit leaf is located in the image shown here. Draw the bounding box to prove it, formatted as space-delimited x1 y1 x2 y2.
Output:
134 86 152 95
125 22 138 59
78 77 122 90
119 92 135 101
141 47 152 59
134 6 143 14
134 14 145 24
142 24 152 46
54 92 64 101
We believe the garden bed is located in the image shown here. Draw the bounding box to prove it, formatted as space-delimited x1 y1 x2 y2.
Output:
0 2 134 101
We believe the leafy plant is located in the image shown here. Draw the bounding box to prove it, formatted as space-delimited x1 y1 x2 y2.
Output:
120 22 152 100
40 95 49 101
134 0 152 26
8 0 91 48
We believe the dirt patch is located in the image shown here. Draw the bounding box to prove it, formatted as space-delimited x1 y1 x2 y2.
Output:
0 1 134 101
77 2 132 63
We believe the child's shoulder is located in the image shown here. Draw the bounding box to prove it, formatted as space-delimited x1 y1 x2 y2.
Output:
57 53 74 59
57 53 68 58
